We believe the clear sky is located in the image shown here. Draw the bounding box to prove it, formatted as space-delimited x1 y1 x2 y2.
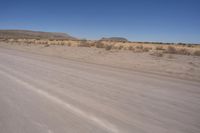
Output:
0 0 199 43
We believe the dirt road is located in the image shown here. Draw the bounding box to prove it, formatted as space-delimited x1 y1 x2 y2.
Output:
0 47 199 133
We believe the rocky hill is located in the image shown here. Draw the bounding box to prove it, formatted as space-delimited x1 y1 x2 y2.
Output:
100 37 128 42
0 30 76 40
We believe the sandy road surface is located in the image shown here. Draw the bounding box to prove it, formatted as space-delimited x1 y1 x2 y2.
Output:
0 47 200 133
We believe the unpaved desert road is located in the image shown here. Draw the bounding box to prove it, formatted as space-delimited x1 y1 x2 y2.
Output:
0 47 199 133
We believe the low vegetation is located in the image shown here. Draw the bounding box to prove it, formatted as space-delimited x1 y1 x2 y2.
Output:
105 45 113 51
155 46 164 50
165 46 177 54
150 51 164 57
78 40 91 47
95 41 104 48
1 38 200 56
193 50 200 56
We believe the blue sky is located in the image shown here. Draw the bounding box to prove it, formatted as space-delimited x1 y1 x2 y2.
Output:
0 0 199 43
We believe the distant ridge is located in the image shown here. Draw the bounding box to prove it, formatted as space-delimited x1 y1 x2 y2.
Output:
0 30 77 40
100 37 128 42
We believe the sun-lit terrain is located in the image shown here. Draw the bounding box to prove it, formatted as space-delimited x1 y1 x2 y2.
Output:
1 0 200 133
1 31 200 82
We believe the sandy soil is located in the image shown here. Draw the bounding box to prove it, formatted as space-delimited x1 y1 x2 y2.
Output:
0 42 200 81
0 47 200 133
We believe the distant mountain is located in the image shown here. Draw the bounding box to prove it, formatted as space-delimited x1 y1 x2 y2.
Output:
0 30 76 40
100 37 128 42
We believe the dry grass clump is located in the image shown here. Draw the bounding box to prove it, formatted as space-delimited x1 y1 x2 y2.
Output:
128 46 134 50
60 42 65 46
150 51 164 57
131 45 143 53
165 46 177 54
193 50 200 56
143 47 150 52
167 54 175 59
177 48 191 55
95 41 105 48
67 42 71 46
105 45 113 51
44 44 50 47
117 45 124 50
136 45 143 50
131 45 152 52
112 45 124 50
41 41 48 45
78 40 91 47
89 42 95 47
186 44 194 48
155 46 165 50
165 46 192 55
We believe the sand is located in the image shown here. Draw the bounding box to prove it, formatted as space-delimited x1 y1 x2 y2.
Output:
0 42 200 81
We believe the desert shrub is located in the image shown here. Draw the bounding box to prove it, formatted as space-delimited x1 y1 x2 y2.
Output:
95 41 104 48
156 46 164 50
90 42 95 47
60 42 65 46
136 45 143 49
27 41 32 44
112 45 118 49
133 46 151 53
128 46 134 50
78 40 91 47
44 41 48 44
67 42 71 46
44 44 50 47
177 48 191 55
167 54 174 59
177 43 187 46
118 45 124 50
52 42 58 45
186 44 194 48
165 46 177 54
105 45 113 50
4 38 9 43
143 47 150 52
13 39 18 42
193 50 200 56
1 38 8 42
150 51 164 57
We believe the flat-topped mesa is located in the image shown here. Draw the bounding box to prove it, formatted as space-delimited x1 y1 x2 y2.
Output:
100 37 128 42
0 30 77 40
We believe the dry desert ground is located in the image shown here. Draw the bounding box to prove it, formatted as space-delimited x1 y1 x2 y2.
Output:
1 39 200 81
0 39 200 133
